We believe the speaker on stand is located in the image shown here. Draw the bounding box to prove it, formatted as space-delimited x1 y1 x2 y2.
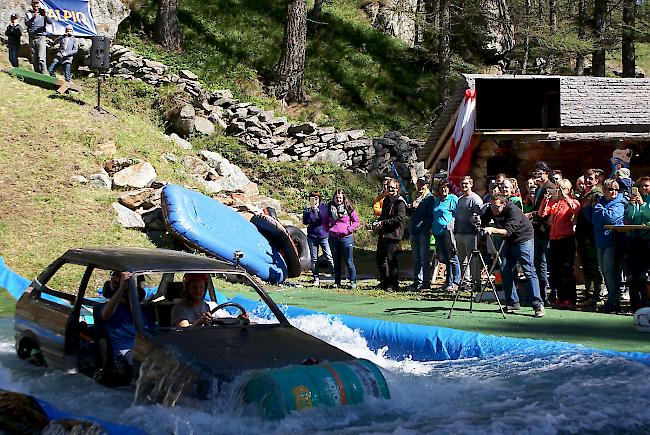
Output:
90 36 111 113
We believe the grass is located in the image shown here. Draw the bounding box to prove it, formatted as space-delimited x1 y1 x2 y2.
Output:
119 0 441 139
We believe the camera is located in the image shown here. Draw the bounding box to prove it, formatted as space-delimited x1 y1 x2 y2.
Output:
470 213 485 236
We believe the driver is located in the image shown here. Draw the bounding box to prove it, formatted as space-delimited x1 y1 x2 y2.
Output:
172 273 223 328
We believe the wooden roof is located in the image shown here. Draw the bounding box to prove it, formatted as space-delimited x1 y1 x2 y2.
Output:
420 74 650 167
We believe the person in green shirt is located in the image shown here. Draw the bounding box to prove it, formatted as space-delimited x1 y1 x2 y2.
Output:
625 176 650 311
501 179 523 210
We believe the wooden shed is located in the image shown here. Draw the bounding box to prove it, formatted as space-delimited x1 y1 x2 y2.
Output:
420 74 650 194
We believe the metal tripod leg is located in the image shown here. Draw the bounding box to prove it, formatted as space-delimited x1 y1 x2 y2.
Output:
448 248 506 319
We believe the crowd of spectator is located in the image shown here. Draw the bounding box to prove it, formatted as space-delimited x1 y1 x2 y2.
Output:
302 161 650 318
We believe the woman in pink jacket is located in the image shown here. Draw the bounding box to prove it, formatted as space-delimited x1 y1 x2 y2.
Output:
323 189 361 288
539 179 581 307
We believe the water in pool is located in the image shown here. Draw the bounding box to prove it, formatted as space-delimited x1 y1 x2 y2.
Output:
0 316 648 434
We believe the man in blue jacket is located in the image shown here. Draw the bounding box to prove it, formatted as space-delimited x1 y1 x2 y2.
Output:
25 1 52 73
48 24 78 82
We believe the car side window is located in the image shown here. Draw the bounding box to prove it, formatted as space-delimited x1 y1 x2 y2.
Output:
44 263 104 297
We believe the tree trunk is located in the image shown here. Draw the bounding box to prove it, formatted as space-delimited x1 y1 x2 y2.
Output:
592 0 607 76
272 0 308 103
537 0 543 21
307 0 325 33
155 0 182 51
437 0 450 107
547 0 557 72
522 0 531 73
622 0 636 77
574 0 586 75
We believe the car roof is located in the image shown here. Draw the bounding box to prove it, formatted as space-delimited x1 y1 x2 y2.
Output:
61 247 238 274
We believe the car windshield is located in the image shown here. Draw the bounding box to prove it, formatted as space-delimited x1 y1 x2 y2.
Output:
136 270 283 329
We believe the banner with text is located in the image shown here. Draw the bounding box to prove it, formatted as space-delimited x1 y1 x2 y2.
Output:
41 0 97 36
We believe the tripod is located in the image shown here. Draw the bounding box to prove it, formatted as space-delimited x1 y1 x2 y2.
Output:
447 232 506 319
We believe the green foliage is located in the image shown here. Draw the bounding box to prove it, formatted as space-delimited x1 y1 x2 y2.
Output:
118 0 440 138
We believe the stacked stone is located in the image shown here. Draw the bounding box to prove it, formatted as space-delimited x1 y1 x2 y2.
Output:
88 45 425 178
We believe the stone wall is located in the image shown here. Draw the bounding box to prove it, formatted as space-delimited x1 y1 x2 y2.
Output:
86 44 427 182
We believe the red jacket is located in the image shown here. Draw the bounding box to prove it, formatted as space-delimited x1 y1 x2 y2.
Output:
539 196 581 240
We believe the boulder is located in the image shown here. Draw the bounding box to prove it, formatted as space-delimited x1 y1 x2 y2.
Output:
198 150 226 170
310 149 348 165
168 133 193 150
179 70 199 80
287 123 317 136
71 175 89 184
118 188 157 210
141 207 166 231
103 158 134 175
112 162 157 189
183 156 212 179
88 171 112 190
112 202 145 229
347 129 366 140
194 116 216 136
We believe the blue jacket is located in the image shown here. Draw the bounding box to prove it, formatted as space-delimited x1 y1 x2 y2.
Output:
302 203 329 239
409 192 434 235
584 194 625 248
431 194 458 236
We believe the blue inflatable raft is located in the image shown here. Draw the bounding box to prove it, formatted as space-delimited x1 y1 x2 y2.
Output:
161 184 288 283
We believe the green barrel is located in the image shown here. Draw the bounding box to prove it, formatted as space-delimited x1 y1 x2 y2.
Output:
237 359 390 419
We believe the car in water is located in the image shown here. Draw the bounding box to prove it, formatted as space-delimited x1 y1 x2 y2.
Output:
14 247 389 418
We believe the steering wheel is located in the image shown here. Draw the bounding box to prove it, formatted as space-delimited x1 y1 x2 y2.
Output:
209 302 249 325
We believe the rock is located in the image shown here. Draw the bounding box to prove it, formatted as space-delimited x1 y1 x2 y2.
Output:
347 129 365 140
0 391 49 434
344 138 372 150
321 133 336 143
310 149 348 165
118 188 157 210
141 207 166 231
93 141 117 156
318 126 336 135
169 133 193 150
208 113 228 130
113 202 145 229
162 152 177 163
103 157 134 175
287 123 317 136
112 162 157 189
194 116 216 136
71 175 88 184
183 155 212 179
179 70 198 80
198 150 226 170
335 132 349 144
88 171 112 190
226 122 246 135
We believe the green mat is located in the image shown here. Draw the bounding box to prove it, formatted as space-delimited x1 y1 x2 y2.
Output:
7 67 59 89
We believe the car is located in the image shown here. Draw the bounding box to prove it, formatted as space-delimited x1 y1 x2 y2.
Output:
14 247 389 418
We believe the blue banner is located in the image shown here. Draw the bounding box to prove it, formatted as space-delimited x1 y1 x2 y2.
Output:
40 0 97 37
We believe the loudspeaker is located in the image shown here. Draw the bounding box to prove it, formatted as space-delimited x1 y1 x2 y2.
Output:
90 36 111 70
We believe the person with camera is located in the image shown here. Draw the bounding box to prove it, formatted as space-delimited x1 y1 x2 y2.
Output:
432 180 460 292
406 177 434 291
454 176 484 292
625 176 650 311
539 179 581 308
48 24 78 82
529 161 556 303
575 169 604 307
302 191 335 286
481 194 545 317
374 178 407 291
324 189 360 289
25 1 52 74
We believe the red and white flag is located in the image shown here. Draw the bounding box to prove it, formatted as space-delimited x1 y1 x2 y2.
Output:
447 89 477 193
